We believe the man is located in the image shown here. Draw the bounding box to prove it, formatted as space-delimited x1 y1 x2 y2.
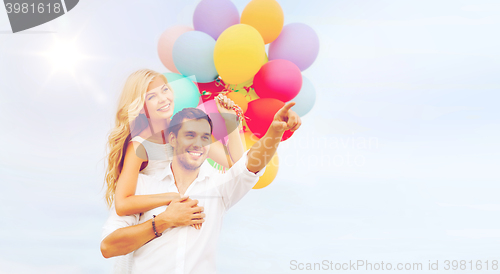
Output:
100 102 301 273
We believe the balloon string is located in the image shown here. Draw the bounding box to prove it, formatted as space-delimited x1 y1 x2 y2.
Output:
203 77 252 122
216 93 245 122
233 105 245 122
200 90 212 101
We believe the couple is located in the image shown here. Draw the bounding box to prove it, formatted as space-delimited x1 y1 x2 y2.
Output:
100 69 302 273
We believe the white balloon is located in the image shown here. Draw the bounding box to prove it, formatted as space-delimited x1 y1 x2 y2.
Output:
288 75 316 117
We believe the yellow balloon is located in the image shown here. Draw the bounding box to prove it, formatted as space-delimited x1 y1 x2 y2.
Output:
243 132 279 189
241 0 284 44
228 53 268 91
253 153 279 189
214 24 266 85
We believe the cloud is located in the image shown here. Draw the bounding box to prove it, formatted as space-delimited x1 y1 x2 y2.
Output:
437 202 500 211
0 259 84 274
322 41 438 59
302 15 499 27
446 229 500 239
314 117 371 135
420 105 480 120
461 4 500 12
326 99 481 121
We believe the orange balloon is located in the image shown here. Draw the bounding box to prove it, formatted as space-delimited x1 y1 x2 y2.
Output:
243 132 279 189
241 0 284 44
226 92 248 113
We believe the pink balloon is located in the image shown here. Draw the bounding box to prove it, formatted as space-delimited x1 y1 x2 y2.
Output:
196 99 228 144
157 26 193 73
253 59 302 102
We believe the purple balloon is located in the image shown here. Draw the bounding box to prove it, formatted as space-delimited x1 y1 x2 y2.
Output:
193 0 240 40
269 23 319 71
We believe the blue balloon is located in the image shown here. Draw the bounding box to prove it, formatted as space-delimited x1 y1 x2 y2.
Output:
172 31 218 83
163 73 201 115
288 75 315 117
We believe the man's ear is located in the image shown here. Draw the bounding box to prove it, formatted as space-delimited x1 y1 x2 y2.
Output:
168 132 176 148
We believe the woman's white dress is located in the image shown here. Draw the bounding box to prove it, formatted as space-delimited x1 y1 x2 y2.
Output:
113 135 174 274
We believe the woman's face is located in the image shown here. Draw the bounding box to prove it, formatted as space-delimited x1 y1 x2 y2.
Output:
143 77 174 121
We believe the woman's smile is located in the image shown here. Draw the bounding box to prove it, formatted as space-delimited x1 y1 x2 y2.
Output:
157 103 171 112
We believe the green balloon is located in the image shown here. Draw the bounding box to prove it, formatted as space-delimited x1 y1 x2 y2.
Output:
163 73 201 115
207 158 225 172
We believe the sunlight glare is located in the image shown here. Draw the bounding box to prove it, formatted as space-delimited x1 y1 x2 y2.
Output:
44 37 85 75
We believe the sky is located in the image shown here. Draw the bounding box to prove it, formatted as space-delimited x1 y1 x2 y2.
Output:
1 0 499 273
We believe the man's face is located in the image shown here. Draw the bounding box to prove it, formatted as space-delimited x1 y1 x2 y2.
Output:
170 118 211 170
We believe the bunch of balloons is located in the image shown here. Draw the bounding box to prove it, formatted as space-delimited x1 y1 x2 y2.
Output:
157 0 319 189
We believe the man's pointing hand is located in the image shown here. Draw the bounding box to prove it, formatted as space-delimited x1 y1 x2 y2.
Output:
271 102 302 133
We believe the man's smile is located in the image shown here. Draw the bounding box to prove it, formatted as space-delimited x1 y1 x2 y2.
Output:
187 150 203 158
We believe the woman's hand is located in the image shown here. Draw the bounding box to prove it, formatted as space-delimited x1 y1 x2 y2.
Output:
164 192 182 205
215 94 236 115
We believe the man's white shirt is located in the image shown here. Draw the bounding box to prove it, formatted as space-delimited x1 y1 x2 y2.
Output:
102 150 265 274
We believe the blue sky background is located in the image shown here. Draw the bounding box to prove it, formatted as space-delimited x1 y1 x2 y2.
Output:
1 0 499 273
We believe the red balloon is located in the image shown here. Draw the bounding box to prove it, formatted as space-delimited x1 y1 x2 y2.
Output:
253 59 302 102
245 98 294 141
196 80 226 102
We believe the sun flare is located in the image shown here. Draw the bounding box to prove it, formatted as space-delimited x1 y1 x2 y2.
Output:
42 37 87 76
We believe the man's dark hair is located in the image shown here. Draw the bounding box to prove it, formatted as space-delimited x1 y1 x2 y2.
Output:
168 108 213 137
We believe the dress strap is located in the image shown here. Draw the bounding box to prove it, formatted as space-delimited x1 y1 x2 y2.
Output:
130 135 145 143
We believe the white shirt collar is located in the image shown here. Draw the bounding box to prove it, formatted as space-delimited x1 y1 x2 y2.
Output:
157 160 213 183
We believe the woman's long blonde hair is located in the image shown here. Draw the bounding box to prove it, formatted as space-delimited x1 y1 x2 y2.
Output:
104 69 169 207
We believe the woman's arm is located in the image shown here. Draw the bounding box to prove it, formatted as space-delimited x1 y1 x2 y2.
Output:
208 95 245 169
101 197 205 258
114 141 180 216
